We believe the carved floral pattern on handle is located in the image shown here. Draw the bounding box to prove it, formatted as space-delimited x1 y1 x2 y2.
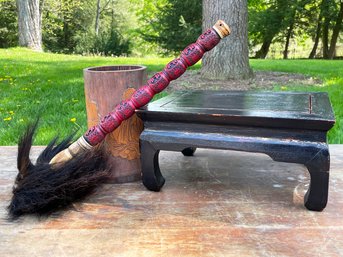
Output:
84 24 228 146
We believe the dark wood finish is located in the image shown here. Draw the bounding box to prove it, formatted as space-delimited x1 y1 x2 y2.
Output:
182 147 196 156
137 91 335 211
138 91 335 130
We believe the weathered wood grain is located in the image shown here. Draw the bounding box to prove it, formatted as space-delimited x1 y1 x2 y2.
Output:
0 145 342 256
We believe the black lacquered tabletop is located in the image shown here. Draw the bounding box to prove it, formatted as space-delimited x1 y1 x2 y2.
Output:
137 91 335 130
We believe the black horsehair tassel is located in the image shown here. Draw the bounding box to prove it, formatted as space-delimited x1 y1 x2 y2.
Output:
8 120 111 218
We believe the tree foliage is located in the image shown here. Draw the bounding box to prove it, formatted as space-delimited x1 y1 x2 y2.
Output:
249 0 343 59
0 0 131 55
132 0 202 54
42 0 90 53
0 0 342 58
0 0 17 48
42 0 130 55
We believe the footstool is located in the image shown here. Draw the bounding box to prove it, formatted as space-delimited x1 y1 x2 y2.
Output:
136 91 335 211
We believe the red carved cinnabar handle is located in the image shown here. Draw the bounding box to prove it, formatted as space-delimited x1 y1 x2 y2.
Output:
84 20 230 145
50 20 230 164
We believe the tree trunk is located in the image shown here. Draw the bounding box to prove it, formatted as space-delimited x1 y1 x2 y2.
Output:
201 0 252 80
328 1 343 59
283 11 296 59
63 17 69 48
322 16 330 59
309 13 322 59
255 39 272 59
95 0 101 36
16 0 42 51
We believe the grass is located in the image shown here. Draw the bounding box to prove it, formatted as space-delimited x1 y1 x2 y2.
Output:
0 48 342 145
0 48 195 145
250 59 342 144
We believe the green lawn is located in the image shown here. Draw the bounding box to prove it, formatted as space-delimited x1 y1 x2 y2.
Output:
0 48 342 145
250 59 342 144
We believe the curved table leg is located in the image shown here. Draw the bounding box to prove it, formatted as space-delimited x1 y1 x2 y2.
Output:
304 149 330 211
140 127 331 210
140 140 165 192
182 147 196 156
268 146 330 211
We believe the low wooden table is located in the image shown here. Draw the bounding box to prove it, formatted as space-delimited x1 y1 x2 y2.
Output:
136 91 335 211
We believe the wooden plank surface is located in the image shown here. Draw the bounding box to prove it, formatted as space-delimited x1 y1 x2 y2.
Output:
1 145 343 257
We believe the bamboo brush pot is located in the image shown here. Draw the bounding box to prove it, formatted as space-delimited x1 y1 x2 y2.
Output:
83 65 147 183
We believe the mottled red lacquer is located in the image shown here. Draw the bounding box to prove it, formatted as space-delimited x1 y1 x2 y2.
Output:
84 28 221 146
